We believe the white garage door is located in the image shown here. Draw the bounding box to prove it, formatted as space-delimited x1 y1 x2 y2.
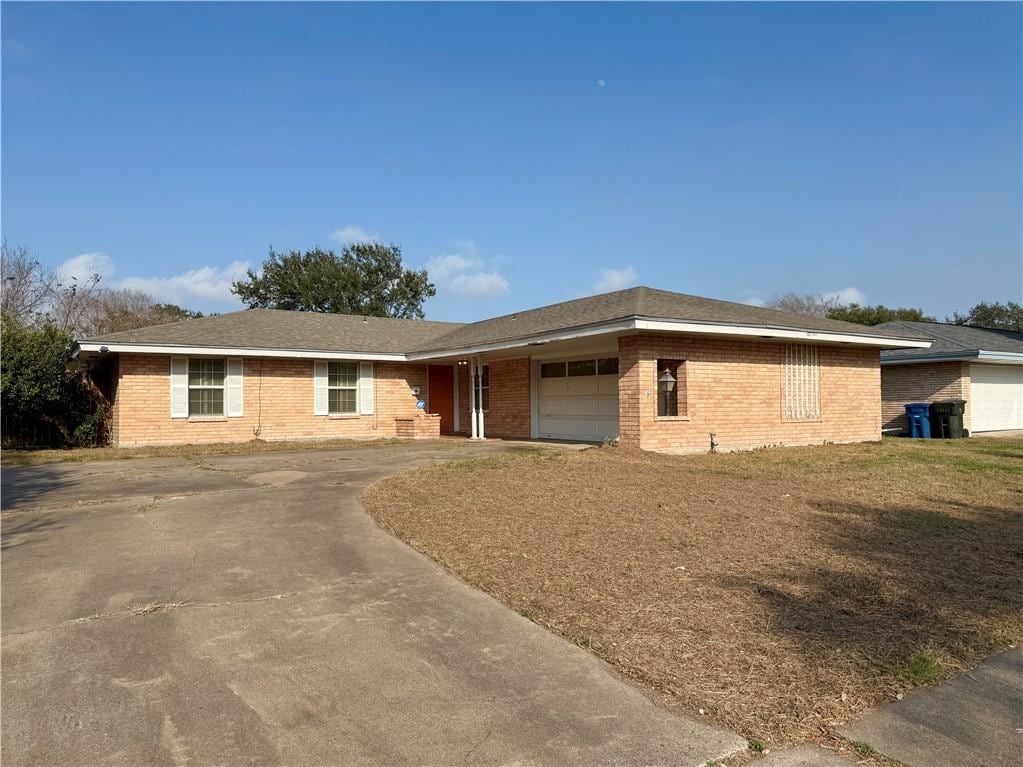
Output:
537 357 619 441
970 364 1023 432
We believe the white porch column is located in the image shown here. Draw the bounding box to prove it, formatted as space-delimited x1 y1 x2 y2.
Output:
476 355 485 440
469 360 479 439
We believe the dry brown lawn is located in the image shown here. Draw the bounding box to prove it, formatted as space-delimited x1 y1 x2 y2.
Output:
362 438 1023 747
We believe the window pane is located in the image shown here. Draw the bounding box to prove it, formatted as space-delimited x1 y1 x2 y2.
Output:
329 388 357 415
481 365 489 387
189 359 224 387
656 359 680 417
328 361 358 388
189 387 224 417
540 362 566 378
567 359 596 377
597 357 619 375
481 389 490 412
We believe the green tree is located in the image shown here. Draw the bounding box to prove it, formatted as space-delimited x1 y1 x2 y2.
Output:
950 302 1023 332
1 316 101 445
232 243 436 319
827 304 935 326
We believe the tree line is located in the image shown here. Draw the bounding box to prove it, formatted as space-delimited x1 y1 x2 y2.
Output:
766 291 1022 331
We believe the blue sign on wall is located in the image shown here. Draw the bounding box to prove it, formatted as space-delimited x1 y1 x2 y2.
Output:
416 400 426 410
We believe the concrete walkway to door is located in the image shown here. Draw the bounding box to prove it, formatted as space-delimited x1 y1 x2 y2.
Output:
2 441 743 766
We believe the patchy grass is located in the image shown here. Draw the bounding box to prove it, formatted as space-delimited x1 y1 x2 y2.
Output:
899 651 943 685
362 437 1023 745
2 437 401 467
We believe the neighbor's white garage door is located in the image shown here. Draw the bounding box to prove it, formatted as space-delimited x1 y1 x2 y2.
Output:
970 364 1023 432
537 357 619 441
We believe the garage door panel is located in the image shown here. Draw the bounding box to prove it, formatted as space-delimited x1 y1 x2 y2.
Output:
970 364 1023 432
537 357 619 441
539 378 568 396
597 375 617 395
566 377 599 395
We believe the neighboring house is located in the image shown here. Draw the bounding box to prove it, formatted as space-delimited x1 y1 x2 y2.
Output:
74 287 928 451
876 320 1023 434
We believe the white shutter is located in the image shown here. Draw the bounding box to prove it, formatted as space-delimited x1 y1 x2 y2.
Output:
359 362 374 415
314 361 329 415
170 357 189 418
226 358 244 417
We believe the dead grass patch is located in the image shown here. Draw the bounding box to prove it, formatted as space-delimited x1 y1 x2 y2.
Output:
362 438 1023 746
2 437 400 467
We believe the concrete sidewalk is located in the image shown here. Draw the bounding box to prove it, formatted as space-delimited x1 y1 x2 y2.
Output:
842 647 1023 767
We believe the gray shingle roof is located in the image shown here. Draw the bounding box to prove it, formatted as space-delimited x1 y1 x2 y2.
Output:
81 287 926 357
83 308 463 355
875 320 1023 362
410 287 922 353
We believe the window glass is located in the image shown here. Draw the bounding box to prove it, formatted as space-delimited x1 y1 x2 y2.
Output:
597 357 619 375
656 359 682 417
327 361 359 414
476 365 490 411
328 362 358 388
188 359 226 416
540 362 566 378
189 359 224 387
567 359 597 377
188 387 224 417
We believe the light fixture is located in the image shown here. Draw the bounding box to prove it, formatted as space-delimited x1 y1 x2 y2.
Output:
658 367 677 417
457 360 469 366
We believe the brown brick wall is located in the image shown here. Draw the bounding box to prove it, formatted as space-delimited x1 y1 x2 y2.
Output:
880 361 971 434
456 358 532 439
618 334 881 451
113 354 431 447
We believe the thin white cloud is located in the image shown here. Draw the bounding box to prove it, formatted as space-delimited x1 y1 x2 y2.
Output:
822 286 866 306
329 225 378 244
425 241 510 300
592 266 638 294
449 272 509 299
57 252 115 285
741 296 767 307
117 261 250 309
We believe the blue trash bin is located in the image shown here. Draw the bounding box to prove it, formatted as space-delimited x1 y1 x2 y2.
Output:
904 403 932 438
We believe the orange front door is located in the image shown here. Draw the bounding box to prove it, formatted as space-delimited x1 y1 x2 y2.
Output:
428 365 455 433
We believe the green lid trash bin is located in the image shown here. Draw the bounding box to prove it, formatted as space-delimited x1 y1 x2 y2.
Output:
929 399 967 439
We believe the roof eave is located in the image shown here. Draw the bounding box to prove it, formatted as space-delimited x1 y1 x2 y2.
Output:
881 350 1023 366
73 341 407 362
408 316 931 359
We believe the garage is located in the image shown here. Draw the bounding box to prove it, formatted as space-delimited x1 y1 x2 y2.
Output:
537 357 619 441
970 364 1023 432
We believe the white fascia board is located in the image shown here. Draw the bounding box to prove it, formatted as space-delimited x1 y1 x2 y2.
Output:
74 342 406 362
406 319 636 360
881 351 1023 366
633 319 932 348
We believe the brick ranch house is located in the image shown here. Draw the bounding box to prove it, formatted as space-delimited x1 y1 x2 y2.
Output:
875 320 1023 434
75 287 930 451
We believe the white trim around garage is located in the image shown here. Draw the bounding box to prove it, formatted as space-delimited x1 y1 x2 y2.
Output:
881 351 1023 366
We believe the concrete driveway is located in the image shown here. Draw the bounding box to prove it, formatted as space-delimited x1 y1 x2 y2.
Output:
2 442 742 767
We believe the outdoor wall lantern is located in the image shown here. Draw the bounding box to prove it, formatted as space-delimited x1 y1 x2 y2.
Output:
658 367 678 417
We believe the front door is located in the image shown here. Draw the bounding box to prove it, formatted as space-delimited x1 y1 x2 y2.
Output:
428 365 455 433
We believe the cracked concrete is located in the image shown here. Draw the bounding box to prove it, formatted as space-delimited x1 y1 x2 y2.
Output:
2 441 744 766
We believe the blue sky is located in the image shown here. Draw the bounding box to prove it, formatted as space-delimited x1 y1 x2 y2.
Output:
3 2 1020 321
